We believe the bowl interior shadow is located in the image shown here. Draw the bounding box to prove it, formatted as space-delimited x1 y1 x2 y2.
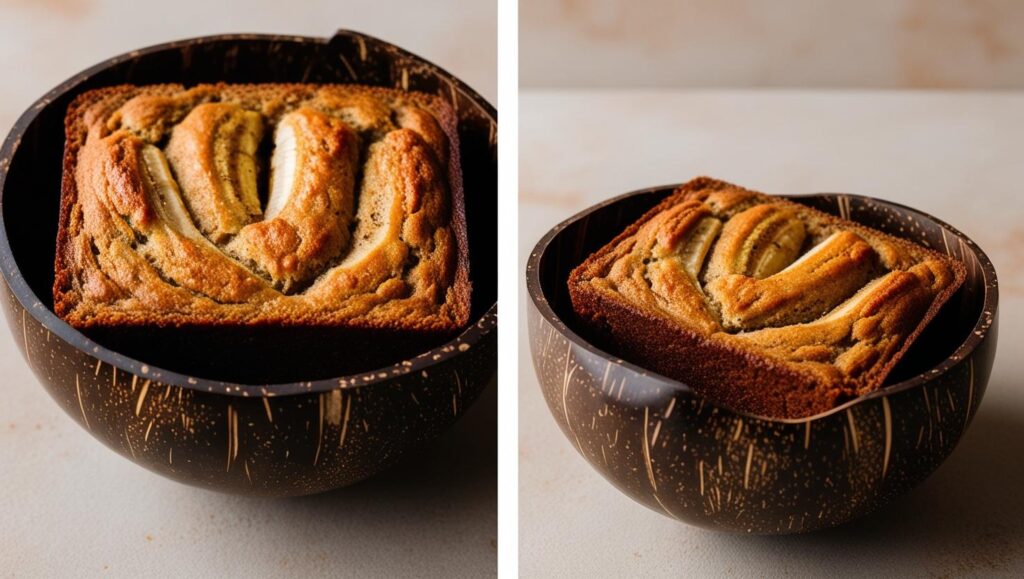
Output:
2 35 496 385
536 188 982 400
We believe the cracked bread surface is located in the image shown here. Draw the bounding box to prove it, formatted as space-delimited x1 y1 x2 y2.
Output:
569 177 965 419
54 83 470 331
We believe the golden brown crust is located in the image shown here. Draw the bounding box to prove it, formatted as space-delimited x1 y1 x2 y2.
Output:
54 83 470 331
569 176 966 419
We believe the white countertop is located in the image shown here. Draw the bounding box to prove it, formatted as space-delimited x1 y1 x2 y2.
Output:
0 2 496 576
519 88 1024 578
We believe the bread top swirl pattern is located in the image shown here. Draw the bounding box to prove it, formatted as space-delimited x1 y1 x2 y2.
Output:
54 84 470 330
570 177 965 397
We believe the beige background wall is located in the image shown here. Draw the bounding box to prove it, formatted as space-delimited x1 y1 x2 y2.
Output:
0 0 495 134
521 0 1024 88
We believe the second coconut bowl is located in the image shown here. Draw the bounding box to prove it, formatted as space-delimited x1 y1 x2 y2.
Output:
526 186 997 534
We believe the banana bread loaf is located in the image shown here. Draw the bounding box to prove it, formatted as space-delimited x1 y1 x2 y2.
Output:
54 83 470 334
569 177 965 419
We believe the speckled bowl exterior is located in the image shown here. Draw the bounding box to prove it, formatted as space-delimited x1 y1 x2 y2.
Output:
527 186 997 534
0 32 496 496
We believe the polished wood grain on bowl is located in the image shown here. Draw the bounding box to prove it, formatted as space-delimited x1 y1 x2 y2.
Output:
526 187 997 533
0 31 496 496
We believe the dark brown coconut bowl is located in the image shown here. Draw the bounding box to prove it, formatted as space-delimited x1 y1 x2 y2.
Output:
0 31 496 496
526 186 997 534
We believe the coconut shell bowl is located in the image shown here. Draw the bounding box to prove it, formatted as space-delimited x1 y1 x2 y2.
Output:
0 31 496 496
526 186 997 534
